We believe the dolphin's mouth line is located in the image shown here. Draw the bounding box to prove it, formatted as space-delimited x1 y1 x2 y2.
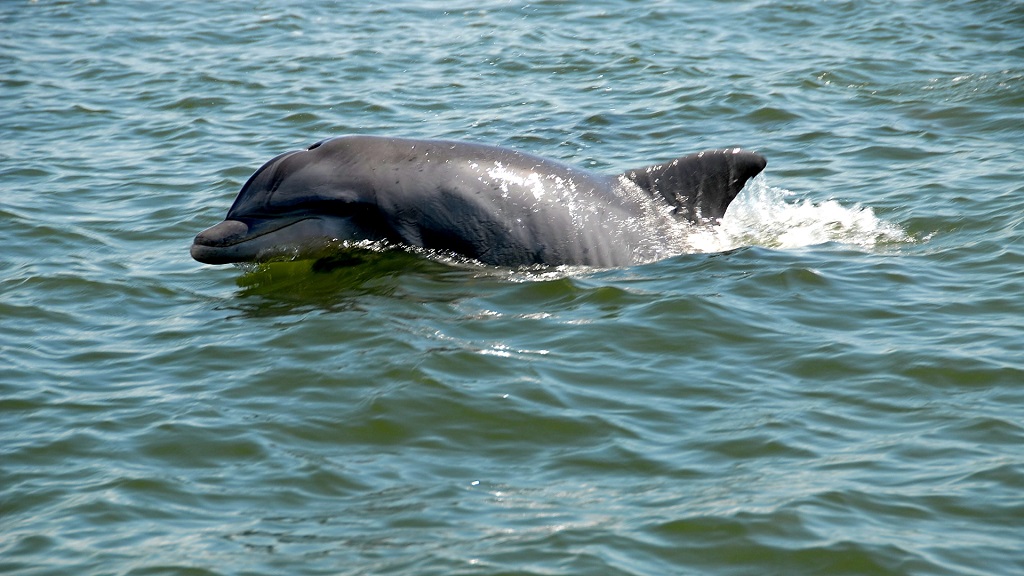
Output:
194 215 318 248
191 215 339 265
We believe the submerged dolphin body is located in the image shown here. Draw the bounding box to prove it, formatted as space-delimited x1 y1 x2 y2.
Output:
191 135 766 267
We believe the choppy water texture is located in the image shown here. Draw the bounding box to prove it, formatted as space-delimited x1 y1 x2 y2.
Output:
3 1 1023 575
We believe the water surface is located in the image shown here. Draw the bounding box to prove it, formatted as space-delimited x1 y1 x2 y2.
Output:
2 1 1023 574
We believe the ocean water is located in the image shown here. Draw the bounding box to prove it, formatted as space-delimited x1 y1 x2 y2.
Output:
2 1 1023 575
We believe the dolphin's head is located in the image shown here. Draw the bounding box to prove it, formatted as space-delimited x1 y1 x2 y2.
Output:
191 140 388 264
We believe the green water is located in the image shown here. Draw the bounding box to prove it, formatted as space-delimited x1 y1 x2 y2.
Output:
2 1 1023 575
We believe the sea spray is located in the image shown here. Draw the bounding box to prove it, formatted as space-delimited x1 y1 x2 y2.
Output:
687 177 910 254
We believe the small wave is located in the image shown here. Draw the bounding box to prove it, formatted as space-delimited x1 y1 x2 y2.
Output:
688 177 911 253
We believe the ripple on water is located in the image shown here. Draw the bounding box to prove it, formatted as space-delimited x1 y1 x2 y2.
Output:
2 0 1023 574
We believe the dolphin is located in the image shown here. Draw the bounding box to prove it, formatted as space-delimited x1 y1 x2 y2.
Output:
191 135 766 267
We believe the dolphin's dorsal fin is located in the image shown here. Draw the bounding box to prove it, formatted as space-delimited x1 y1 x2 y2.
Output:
622 149 766 223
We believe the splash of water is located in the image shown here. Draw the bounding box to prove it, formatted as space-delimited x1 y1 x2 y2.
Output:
685 177 910 254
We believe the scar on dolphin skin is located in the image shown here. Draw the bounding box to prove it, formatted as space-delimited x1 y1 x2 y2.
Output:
192 135 766 268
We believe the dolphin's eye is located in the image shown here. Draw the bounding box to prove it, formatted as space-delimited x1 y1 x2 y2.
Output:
307 139 327 151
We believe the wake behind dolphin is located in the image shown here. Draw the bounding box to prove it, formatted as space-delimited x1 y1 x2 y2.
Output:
191 135 766 268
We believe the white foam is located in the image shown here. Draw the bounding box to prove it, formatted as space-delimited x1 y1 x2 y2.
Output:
685 177 910 254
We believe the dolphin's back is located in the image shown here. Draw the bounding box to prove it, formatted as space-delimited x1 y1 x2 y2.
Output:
346 136 637 266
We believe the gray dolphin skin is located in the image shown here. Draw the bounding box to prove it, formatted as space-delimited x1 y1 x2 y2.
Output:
191 135 766 267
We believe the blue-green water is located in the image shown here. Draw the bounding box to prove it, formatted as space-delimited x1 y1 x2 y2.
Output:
3 1 1023 574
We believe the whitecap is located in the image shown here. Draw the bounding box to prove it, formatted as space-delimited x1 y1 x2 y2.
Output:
686 177 911 254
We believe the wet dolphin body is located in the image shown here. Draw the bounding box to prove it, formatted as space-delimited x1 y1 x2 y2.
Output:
191 135 766 267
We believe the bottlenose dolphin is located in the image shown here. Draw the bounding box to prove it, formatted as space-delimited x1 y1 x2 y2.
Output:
191 135 766 267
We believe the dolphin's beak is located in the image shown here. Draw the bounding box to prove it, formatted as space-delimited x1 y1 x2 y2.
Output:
193 220 249 247
192 218 313 264
191 216 354 265
191 219 255 264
